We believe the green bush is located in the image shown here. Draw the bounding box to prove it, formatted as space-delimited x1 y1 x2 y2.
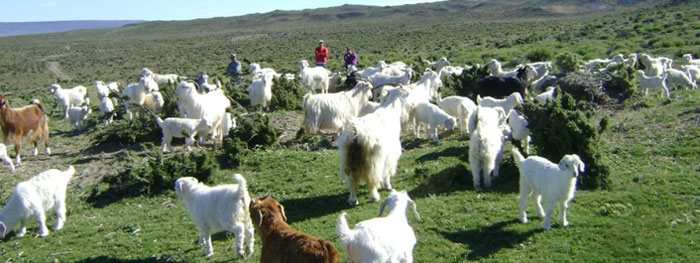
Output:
98 150 217 197
520 93 610 189
442 64 490 101
269 76 307 111
554 52 583 73
526 48 554 62
92 117 161 147
602 64 637 102
221 135 250 168
234 112 278 149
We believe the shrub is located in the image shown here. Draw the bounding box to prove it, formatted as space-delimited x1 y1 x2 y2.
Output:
442 64 490 101
554 52 583 73
233 112 278 149
269 76 306 111
92 117 161 147
95 150 217 198
221 135 250 168
602 64 637 102
520 93 610 190
526 48 554 62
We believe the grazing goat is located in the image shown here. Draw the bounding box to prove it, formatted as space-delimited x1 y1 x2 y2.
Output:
121 83 147 119
49 84 87 118
0 96 50 165
635 70 669 98
338 88 410 205
0 166 74 239
682 65 700 85
302 81 373 135
337 190 420 263
682 54 700 67
94 81 119 99
639 54 666 77
155 116 213 152
99 96 115 125
409 102 458 143
469 106 508 189
368 68 412 88
512 147 585 230
299 60 330 93
424 57 451 72
174 174 254 257
437 94 477 134
250 195 340 263
665 68 696 90
174 82 231 142
476 92 524 115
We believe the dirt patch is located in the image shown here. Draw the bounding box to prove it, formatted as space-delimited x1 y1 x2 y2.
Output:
47 61 71 81
269 111 304 143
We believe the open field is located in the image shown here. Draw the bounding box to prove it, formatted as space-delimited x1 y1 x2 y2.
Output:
0 0 699 262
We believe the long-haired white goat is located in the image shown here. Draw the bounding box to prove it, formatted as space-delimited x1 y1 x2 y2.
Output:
303 81 373 135
0 165 75 239
174 174 254 257
338 88 411 205
336 190 420 263
469 106 508 189
512 146 585 230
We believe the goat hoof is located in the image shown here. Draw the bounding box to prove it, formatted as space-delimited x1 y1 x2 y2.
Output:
347 199 359 206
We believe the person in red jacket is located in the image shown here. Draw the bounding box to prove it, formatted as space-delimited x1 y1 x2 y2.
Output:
315 40 329 67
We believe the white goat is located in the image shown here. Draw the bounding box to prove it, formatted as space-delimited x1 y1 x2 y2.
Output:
121 83 147 119
139 74 160 93
535 86 556 104
487 59 535 79
476 92 524 115
469 106 508 189
155 116 213 152
409 102 457 143
369 68 412 88
49 84 87 118
624 53 638 67
302 81 373 135
99 96 115 125
222 112 236 137
248 73 275 111
508 110 531 154
436 94 477 134
336 190 420 263
174 174 254 257
424 57 451 72
639 54 666 77
174 82 231 142
405 69 442 103
682 65 700 85
635 70 670 97
196 74 222 93
0 143 14 172
67 105 91 130
248 63 279 77
142 67 178 86
358 101 381 117
665 68 696 90
142 91 165 113
0 166 74 239
299 60 330 93
682 54 700 67
94 81 119 99
338 88 410 205
512 147 585 230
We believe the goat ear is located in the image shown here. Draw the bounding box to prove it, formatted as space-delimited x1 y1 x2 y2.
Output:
174 181 183 196
378 198 389 217
408 199 421 220
278 204 287 222
0 222 5 239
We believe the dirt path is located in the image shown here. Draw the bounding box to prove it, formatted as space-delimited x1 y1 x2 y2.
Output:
47 61 71 81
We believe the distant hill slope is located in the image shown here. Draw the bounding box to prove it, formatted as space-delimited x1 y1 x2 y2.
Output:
0 20 144 37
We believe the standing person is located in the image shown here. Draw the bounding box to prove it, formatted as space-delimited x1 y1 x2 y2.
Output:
315 40 328 67
227 53 241 80
344 47 358 69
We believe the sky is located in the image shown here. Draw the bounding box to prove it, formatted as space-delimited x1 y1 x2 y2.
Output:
0 0 444 22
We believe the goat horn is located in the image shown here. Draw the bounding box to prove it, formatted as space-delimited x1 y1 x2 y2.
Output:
278 204 287 222
257 210 263 228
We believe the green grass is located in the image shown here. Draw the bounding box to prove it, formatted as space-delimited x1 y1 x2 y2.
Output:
0 0 699 262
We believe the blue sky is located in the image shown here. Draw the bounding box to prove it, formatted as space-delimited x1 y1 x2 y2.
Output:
0 0 443 22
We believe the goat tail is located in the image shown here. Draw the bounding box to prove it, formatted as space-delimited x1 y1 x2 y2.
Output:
302 92 312 109
233 173 248 198
336 212 353 245
511 145 525 168
321 238 341 263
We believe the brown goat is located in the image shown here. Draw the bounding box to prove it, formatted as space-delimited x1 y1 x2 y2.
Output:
250 195 340 263
0 95 50 165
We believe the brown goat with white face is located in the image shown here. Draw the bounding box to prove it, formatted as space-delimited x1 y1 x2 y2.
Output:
249 195 340 263
0 96 50 165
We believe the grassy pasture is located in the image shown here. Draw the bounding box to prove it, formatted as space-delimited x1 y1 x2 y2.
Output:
0 0 699 262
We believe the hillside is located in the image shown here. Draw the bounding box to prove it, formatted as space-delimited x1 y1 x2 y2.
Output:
0 20 144 37
0 0 698 262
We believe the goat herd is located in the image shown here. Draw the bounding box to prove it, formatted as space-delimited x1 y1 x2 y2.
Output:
0 51 698 262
